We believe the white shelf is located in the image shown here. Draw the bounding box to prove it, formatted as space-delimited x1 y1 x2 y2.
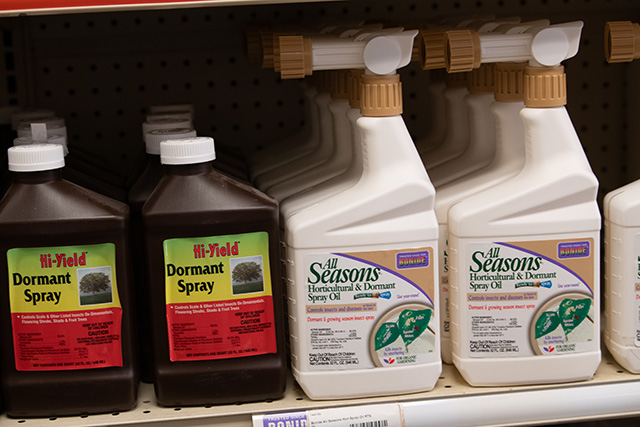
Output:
2 348 639 427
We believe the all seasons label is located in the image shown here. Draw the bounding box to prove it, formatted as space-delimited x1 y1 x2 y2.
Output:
303 247 438 371
8 244 123 371
463 238 597 358
164 232 276 362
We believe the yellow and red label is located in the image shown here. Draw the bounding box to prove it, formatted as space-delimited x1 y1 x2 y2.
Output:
7 244 123 371
163 232 276 362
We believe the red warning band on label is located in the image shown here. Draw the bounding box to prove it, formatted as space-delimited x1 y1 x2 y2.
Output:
11 308 123 371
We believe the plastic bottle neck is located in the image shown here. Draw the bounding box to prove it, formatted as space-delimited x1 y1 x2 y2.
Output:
489 101 526 168
521 106 590 169
343 108 363 180
359 115 425 180
463 92 496 162
163 162 214 176
11 169 62 184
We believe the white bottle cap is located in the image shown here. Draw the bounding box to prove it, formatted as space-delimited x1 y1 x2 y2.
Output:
142 117 192 139
145 128 197 155
160 136 216 165
8 143 65 172
13 134 69 156
10 109 56 131
149 104 195 114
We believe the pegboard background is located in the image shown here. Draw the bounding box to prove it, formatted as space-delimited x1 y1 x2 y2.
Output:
0 0 638 200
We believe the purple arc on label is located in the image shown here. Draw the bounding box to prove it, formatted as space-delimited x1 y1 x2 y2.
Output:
496 242 593 295
333 253 432 304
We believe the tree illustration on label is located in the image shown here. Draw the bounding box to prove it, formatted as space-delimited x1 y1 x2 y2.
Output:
558 298 592 336
374 323 400 351
399 308 432 347
535 311 560 339
232 262 262 284
80 272 110 295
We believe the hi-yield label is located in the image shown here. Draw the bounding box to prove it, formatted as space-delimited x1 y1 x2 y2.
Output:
7 244 123 371
163 232 276 361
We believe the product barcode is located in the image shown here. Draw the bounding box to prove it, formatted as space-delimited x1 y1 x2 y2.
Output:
349 420 389 427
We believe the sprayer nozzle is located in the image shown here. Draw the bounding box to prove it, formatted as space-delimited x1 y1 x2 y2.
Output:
421 30 447 70
445 30 481 73
279 35 313 79
605 21 640 63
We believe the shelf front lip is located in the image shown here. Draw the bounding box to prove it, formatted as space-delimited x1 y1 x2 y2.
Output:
0 0 339 17
402 380 640 427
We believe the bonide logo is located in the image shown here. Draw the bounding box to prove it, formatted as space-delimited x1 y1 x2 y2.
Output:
397 251 429 269
384 358 395 364
543 346 555 353
558 241 590 259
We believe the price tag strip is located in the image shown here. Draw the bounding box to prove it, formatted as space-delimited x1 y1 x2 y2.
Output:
253 403 404 427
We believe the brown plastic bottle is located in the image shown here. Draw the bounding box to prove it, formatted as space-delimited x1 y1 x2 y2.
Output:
128 128 196 383
142 137 286 406
0 144 139 417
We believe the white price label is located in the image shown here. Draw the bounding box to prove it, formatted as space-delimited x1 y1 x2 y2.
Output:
253 404 403 427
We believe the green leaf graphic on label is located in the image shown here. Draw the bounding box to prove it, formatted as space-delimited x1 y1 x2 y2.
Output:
535 311 560 339
559 298 592 336
398 308 432 347
374 323 400 351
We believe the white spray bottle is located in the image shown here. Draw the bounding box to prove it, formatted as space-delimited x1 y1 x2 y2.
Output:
603 21 640 373
283 29 442 399
446 21 601 386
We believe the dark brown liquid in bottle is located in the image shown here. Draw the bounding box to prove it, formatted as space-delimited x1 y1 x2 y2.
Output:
143 161 286 406
0 169 139 417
